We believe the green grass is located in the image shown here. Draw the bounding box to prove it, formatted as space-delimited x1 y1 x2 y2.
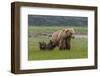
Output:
28 26 88 60
28 26 87 34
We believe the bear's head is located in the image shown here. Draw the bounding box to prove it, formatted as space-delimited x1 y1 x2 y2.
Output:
62 28 75 39
39 41 46 50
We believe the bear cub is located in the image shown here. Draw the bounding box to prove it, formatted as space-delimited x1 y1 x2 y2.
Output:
39 40 56 50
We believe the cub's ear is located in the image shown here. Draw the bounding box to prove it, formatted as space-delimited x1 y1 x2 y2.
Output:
62 29 67 31
39 42 41 44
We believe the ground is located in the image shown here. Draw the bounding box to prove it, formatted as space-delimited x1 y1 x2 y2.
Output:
28 26 88 60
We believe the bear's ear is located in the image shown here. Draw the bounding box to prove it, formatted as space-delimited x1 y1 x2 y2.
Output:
39 42 41 45
70 28 75 33
62 29 65 31
65 29 70 33
62 29 68 32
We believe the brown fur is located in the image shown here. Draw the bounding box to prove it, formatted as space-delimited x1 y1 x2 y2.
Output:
39 40 56 50
50 28 75 50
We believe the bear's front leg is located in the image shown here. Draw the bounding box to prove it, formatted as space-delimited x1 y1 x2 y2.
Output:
65 38 71 50
58 40 66 50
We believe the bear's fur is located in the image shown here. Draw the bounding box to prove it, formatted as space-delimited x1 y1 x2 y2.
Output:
50 28 75 50
48 40 56 50
39 40 56 50
39 41 47 50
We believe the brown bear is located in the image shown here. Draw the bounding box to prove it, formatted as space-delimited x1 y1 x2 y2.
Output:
46 40 56 50
58 39 66 50
50 28 75 50
39 41 47 50
39 40 56 50
65 36 71 50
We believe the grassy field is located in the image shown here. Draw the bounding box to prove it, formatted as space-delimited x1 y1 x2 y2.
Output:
29 26 87 34
28 26 88 60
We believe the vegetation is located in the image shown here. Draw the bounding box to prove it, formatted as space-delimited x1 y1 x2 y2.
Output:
29 26 87 34
28 15 88 60
28 26 88 60
28 15 88 26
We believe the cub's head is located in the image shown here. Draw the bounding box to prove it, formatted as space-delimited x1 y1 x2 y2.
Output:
39 41 46 50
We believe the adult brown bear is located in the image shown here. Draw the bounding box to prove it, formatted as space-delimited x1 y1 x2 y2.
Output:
50 28 75 50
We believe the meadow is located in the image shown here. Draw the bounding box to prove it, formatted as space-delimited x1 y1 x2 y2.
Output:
28 26 88 60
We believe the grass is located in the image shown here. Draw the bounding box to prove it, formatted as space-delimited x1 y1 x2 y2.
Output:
28 26 88 60
28 26 87 34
